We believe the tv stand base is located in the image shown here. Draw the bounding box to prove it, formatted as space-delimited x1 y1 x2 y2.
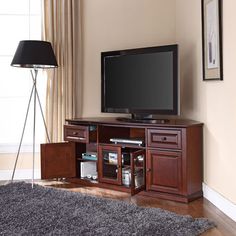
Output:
41 117 203 203
139 190 203 203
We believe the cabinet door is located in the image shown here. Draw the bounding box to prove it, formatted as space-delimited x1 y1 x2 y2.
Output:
130 149 145 195
98 145 122 185
146 149 182 194
41 142 76 179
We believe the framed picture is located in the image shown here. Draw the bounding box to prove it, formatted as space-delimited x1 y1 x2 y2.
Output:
202 0 223 80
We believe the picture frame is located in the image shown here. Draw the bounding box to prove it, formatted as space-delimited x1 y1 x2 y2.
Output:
202 0 223 81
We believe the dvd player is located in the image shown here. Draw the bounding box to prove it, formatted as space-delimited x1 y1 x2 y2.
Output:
110 138 143 146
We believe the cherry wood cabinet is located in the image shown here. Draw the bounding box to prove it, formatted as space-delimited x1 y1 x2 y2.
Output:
41 117 203 202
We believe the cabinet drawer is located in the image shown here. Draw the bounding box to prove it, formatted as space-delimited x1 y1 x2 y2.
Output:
147 129 181 149
64 125 89 143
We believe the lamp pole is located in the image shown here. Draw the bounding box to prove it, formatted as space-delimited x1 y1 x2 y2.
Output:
11 69 51 187
32 69 37 187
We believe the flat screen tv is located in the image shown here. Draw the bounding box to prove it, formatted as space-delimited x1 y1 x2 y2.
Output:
101 44 178 123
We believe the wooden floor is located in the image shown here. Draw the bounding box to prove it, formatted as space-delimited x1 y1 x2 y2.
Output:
36 180 236 236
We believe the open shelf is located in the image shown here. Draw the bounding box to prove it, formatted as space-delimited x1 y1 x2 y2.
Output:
99 142 146 149
80 177 98 184
77 158 97 162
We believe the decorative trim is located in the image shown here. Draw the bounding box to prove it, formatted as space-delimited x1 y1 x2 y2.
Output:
0 169 41 180
203 183 236 222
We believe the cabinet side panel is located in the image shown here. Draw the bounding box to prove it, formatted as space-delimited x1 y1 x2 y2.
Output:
185 126 203 195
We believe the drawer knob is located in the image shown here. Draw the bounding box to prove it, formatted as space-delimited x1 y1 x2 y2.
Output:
161 137 167 141
72 131 78 135
147 168 151 172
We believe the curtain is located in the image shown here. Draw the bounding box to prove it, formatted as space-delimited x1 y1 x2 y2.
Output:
42 0 82 142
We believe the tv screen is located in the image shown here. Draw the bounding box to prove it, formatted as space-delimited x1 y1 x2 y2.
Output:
101 44 178 118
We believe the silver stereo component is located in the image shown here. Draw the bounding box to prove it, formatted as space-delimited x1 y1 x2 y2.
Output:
110 138 143 146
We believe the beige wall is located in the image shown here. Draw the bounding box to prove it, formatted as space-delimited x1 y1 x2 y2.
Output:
0 153 40 170
176 0 236 203
81 0 176 117
0 153 40 181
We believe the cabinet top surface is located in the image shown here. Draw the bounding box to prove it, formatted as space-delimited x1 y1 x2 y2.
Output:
66 117 203 128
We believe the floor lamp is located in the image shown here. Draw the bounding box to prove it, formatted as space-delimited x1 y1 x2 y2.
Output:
10 40 58 187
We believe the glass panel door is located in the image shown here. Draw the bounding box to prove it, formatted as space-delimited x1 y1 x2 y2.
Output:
98 145 122 185
130 149 145 195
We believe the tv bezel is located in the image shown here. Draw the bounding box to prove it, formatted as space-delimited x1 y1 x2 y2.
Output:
101 44 178 117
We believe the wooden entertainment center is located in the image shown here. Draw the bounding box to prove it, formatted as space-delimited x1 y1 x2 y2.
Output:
41 117 203 203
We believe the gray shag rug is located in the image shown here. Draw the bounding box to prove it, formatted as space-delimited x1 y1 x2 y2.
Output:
0 182 215 236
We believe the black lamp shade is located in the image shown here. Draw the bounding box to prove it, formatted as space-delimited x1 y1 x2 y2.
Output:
11 40 58 68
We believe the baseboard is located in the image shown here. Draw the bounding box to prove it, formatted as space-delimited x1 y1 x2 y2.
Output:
0 169 41 180
203 183 236 222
